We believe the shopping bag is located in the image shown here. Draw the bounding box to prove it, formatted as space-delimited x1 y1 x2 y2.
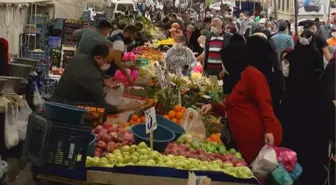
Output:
181 108 206 140
268 165 293 185
33 83 43 111
105 84 124 105
15 100 32 141
251 145 278 178
271 146 297 172
3 97 19 149
288 163 302 181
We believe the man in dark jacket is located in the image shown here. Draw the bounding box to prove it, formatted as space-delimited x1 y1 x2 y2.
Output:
52 44 141 114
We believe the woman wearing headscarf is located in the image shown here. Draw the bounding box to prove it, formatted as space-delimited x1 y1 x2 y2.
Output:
169 23 182 39
0 37 8 75
201 43 283 163
220 34 247 94
164 34 197 75
247 33 285 118
281 31 325 185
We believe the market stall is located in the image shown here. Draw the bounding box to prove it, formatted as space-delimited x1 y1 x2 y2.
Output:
19 16 302 185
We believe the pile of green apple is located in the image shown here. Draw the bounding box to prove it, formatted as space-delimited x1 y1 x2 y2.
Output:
165 134 246 167
86 142 254 179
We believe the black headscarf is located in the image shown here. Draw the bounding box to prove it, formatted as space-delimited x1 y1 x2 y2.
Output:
221 43 249 76
247 35 273 81
220 34 248 94
285 31 321 101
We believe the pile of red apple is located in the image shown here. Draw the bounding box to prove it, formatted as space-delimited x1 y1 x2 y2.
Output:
163 142 247 167
93 122 135 157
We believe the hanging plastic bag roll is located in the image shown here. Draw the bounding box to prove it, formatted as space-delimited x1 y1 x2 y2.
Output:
16 100 32 141
3 97 19 149
33 82 43 111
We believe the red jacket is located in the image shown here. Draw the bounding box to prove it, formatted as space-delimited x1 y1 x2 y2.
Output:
212 66 283 162
0 38 9 75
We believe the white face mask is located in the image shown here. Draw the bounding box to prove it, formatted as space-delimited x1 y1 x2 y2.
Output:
101 64 111 71
332 32 336 38
173 43 183 50
211 26 219 34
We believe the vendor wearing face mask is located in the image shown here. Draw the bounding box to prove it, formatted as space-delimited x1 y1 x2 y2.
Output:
327 27 336 47
203 18 232 78
74 21 134 86
105 25 138 84
52 44 141 113
164 34 197 75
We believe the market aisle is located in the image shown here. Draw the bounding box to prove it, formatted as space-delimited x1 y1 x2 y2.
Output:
14 164 36 185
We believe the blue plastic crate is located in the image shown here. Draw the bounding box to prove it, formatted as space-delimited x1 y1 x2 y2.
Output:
23 114 92 168
36 62 49 77
48 37 61 49
28 50 48 60
29 15 46 25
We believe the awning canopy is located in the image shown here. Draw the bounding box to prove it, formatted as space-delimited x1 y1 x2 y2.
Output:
0 0 51 4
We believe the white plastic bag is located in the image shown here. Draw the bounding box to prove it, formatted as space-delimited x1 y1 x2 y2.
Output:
3 97 19 149
33 83 43 111
16 100 32 141
181 108 206 140
0 155 7 179
251 145 279 178
105 84 124 105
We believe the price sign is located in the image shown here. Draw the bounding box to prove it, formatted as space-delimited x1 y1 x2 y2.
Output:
145 107 157 134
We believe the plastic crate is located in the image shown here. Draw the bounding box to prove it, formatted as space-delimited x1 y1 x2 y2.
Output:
23 114 92 168
48 37 61 49
39 78 57 98
28 51 48 60
36 62 49 77
29 15 46 25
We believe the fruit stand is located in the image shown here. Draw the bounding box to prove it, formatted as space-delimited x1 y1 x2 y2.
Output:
26 25 260 184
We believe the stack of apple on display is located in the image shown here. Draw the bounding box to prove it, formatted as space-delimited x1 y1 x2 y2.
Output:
87 118 255 179
93 122 135 157
164 134 247 167
86 138 254 179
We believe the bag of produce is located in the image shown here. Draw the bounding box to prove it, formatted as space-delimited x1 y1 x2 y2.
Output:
270 146 298 172
251 145 278 178
181 108 206 140
268 165 293 185
114 69 139 85
288 162 302 181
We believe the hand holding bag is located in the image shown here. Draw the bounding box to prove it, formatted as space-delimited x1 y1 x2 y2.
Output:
251 145 279 178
